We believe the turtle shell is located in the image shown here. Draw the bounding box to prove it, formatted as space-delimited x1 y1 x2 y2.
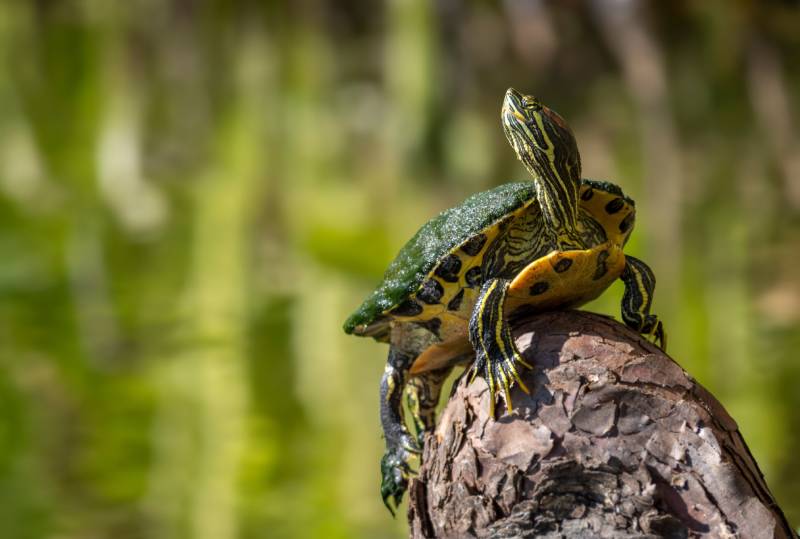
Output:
343 179 636 339
343 182 537 335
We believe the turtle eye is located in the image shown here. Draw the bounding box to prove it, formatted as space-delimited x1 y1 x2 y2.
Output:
522 96 541 111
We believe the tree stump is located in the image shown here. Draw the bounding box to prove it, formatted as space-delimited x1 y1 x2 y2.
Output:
407 311 796 538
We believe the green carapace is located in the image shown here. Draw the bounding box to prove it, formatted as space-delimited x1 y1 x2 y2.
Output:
344 88 666 513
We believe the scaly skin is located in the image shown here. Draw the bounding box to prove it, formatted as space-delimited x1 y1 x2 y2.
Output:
405 367 453 448
621 255 667 349
378 347 419 515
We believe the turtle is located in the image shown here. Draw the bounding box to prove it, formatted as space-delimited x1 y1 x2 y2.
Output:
343 88 666 513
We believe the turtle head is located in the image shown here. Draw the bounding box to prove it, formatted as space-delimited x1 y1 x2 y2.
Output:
501 88 581 184
502 88 583 247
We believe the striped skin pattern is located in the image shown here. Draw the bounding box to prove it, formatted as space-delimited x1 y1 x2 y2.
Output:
621 255 666 349
468 279 532 418
347 89 666 514
502 88 583 249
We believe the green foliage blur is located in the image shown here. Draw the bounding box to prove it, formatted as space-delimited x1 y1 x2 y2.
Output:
0 1 798 537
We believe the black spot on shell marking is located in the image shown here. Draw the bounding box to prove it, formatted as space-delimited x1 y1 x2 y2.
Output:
581 188 594 201
417 279 444 304
434 254 462 283
447 289 465 311
593 250 609 280
619 212 634 233
390 299 423 317
460 234 487 256
465 266 482 287
530 281 549 296
553 258 573 273
605 197 625 214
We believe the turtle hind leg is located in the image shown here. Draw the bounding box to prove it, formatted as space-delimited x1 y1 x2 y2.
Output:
620 255 667 351
405 366 453 448
379 346 419 515
468 278 532 417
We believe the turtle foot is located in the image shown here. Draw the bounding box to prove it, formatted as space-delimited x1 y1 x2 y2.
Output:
380 439 417 516
642 315 667 351
468 279 533 417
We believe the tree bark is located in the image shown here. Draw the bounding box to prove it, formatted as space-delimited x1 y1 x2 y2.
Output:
407 310 796 539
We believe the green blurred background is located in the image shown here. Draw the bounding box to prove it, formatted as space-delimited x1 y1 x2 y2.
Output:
0 1 798 537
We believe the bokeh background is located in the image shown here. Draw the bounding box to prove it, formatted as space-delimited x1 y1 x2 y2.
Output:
0 1 798 538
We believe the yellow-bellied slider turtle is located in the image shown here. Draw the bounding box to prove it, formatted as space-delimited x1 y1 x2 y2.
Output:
343 88 666 513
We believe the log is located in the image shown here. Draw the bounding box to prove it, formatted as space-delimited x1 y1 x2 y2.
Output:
407 310 796 538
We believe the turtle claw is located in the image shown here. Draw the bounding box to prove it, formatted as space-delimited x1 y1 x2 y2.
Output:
624 313 667 352
647 317 667 352
470 345 532 417
414 428 426 450
636 314 667 352
380 445 415 516
403 435 422 455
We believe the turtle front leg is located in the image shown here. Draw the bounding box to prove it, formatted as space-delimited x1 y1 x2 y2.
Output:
468 278 532 417
405 366 452 447
379 346 419 515
620 255 667 350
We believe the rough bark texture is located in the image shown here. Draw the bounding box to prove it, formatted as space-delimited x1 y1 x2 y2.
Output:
408 311 796 539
